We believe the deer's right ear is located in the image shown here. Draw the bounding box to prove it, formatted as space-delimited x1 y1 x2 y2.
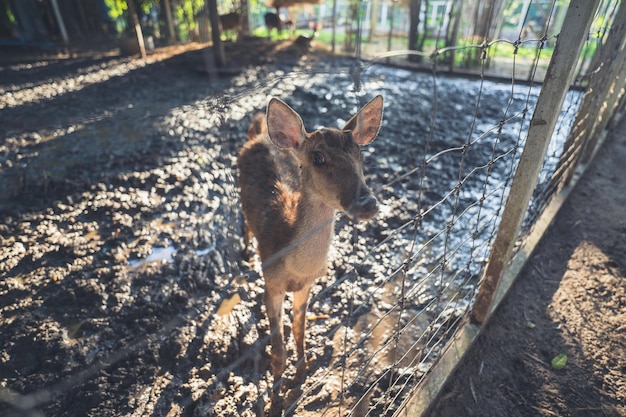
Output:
343 95 384 145
266 98 307 149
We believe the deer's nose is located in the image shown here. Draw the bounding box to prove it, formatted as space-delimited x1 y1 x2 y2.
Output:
353 191 378 221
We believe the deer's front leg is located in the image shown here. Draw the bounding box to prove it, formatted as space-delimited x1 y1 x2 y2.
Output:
292 283 312 380
264 287 287 386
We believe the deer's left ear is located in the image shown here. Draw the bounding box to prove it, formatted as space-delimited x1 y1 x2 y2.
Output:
343 95 384 145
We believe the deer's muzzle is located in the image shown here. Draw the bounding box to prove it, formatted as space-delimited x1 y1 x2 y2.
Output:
351 190 378 221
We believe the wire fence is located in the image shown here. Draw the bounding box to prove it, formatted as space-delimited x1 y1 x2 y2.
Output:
1 0 625 416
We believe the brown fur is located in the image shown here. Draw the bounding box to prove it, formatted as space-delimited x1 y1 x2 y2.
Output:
237 96 384 411
219 12 240 32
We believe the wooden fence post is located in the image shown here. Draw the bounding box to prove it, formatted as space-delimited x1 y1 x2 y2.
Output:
126 0 147 60
49 0 69 44
578 1 626 164
471 0 601 325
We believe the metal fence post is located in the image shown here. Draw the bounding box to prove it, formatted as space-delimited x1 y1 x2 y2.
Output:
471 0 601 325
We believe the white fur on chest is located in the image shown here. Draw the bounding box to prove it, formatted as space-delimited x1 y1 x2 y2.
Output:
285 212 335 279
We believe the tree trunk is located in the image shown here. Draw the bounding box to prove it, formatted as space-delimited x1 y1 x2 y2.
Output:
206 0 225 67
127 0 146 59
416 0 428 58
240 0 250 36
445 0 462 70
344 0 357 53
161 0 176 44
198 5 210 42
369 0 379 42
473 0 504 40
408 0 421 62
331 0 337 52
49 0 69 43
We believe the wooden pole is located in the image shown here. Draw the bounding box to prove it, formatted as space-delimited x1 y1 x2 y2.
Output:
49 0 69 44
471 0 601 325
579 1 626 163
126 0 146 59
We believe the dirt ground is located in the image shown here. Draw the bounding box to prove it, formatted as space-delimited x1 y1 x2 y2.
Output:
0 40 441 417
1 39 624 417
427 117 626 416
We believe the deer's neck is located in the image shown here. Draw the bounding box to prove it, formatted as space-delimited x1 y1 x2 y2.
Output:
277 186 335 280
295 188 336 241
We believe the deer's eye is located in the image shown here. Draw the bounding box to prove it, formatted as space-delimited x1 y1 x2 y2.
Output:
312 151 326 166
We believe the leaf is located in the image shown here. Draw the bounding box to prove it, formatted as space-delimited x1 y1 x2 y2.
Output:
551 353 568 370
524 320 536 329
84 230 101 241
307 313 330 321
216 293 241 316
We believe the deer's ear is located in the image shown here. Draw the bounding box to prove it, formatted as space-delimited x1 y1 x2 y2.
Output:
343 95 384 145
266 98 307 149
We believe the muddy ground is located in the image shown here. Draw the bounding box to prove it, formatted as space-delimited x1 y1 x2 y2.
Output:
0 39 623 417
0 40 449 417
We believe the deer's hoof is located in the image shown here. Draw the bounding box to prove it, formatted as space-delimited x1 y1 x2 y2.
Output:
268 391 284 417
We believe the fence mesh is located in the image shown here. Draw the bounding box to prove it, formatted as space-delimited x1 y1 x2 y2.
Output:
1 1 625 416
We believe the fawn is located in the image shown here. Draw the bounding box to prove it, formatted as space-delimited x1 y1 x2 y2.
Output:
237 95 384 393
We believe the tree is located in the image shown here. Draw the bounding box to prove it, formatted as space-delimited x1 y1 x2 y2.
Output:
0 0 15 38
344 0 359 52
416 0 429 56
369 0 379 42
444 0 463 69
408 0 421 62
464 0 506 66
161 0 176 43
127 0 147 59
239 0 249 36
206 0 225 67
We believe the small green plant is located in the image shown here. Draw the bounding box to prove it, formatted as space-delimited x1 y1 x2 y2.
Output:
551 353 568 370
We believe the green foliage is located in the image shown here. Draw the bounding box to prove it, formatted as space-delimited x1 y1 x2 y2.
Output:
0 0 15 38
315 30 346 45
251 25 293 41
247 0 264 17
105 0 155 18
139 0 153 15
105 0 128 20
501 0 555 31
173 0 205 40
2 0 15 25
490 40 555 60
104 0 129 34
103 0 210 42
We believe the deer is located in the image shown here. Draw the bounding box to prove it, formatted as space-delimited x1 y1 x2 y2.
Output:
219 11 241 41
237 96 384 402
264 12 293 36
